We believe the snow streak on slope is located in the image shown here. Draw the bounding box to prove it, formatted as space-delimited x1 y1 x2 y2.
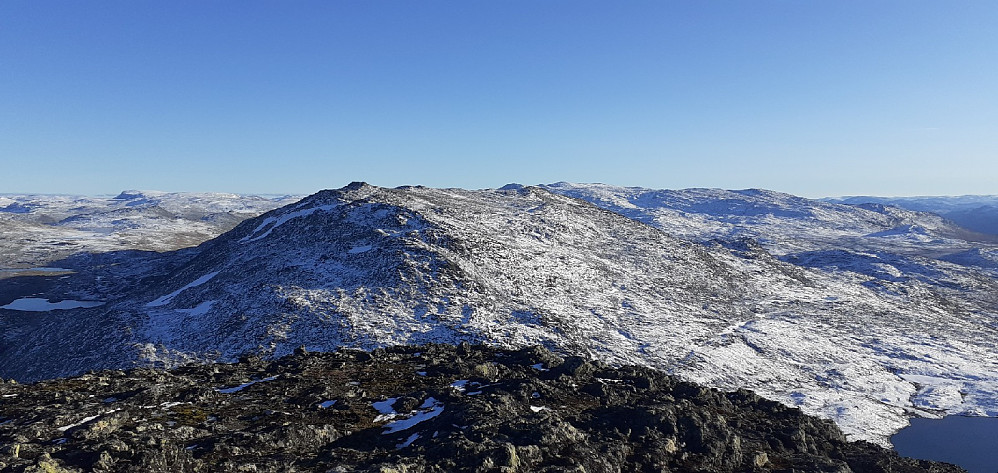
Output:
239 204 340 243
146 272 219 307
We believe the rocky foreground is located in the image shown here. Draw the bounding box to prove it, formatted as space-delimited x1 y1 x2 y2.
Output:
0 344 960 472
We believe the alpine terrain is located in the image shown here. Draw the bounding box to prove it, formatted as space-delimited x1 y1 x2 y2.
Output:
2 183 997 451
825 195 998 237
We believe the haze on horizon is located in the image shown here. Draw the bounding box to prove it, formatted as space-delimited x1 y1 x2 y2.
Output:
2 1 996 198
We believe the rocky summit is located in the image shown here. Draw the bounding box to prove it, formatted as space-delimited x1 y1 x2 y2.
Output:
0 344 960 473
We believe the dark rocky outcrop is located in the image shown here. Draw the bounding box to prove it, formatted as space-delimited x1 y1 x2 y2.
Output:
0 344 962 472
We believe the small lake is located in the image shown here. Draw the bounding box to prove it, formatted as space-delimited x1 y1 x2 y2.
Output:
0 297 104 311
0 267 73 275
892 415 998 473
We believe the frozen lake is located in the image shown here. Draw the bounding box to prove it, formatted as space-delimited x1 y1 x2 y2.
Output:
892 415 998 473
0 267 73 273
0 297 104 311
0 267 74 277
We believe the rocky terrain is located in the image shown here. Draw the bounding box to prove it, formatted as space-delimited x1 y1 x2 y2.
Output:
0 344 963 472
3 183 998 447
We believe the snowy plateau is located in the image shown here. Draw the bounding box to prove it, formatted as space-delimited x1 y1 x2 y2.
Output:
2 183 997 448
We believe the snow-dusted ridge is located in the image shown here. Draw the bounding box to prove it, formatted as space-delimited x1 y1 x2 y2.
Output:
0 190 302 269
2 182 997 447
826 194 998 237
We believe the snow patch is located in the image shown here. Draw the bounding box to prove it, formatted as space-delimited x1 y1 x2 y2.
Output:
383 397 444 434
147 272 219 307
372 398 399 421
396 433 420 449
177 300 215 317
214 375 278 394
240 204 339 243
901 374 967 412
57 411 117 432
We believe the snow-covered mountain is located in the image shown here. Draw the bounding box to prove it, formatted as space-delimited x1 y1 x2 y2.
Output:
2 183 997 447
541 182 995 251
542 182 998 297
0 191 301 268
826 194 998 237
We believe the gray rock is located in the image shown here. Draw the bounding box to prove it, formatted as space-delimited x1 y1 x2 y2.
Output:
0 345 965 473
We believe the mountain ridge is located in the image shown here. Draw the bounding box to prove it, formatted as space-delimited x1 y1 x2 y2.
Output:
3 183 997 447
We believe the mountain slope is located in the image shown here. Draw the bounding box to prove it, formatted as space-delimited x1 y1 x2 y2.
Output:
3 183 998 447
7 183 782 372
534 183 998 442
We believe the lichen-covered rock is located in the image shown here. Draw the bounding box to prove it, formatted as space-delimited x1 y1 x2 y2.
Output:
0 345 963 472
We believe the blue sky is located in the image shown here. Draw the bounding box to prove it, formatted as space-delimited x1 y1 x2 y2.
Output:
2 1 996 197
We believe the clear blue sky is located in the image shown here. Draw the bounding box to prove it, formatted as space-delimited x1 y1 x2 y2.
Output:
2 1 996 197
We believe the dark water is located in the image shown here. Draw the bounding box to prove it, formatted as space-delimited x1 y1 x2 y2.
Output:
892 416 998 473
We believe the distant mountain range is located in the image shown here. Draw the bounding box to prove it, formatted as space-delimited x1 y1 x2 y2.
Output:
0 191 300 268
826 195 998 237
2 184 997 448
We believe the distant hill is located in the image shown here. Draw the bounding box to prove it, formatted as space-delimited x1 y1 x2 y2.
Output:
825 195 998 237
0 191 301 268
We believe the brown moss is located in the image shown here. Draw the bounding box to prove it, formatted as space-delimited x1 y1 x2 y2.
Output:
168 405 209 426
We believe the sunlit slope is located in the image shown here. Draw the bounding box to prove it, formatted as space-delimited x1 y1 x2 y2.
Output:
3 183 997 446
